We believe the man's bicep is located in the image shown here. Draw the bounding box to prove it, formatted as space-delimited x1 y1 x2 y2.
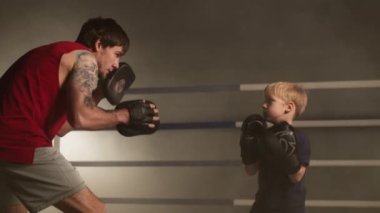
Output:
72 51 98 94
67 51 98 108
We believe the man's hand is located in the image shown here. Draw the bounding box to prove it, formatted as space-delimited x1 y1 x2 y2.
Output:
115 100 160 136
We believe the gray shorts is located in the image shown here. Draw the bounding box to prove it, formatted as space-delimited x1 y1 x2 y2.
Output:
0 147 86 212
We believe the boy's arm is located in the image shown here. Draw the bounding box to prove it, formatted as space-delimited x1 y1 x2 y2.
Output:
244 162 259 176
288 165 306 183
289 130 311 183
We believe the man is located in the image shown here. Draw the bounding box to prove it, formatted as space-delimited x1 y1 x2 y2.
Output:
0 17 158 212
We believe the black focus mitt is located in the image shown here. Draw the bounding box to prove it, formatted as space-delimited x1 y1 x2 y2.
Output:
115 100 160 137
103 62 136 105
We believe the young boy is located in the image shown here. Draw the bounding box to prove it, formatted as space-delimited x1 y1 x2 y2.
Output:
239 81 311 213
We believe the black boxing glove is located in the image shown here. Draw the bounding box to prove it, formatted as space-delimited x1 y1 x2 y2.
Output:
103 62 136 105
239 114 267 165
263 122 301 174
115 100 160 137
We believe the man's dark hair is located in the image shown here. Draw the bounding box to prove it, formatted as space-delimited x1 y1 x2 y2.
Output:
76 17 129 54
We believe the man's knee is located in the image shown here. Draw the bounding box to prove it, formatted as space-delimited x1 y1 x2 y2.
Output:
4 204 28 213
98 201 106 213
85 199 106 213
82 189 106 213
55 187 106 213
93 200 106 213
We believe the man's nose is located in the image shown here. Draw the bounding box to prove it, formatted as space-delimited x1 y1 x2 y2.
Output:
113 62 119 70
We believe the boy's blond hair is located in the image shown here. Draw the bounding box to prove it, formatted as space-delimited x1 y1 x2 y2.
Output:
264 81 308 117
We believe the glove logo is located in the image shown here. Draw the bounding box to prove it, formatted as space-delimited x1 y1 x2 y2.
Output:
276 130 296 157
103 62 136 105
113 78 126 94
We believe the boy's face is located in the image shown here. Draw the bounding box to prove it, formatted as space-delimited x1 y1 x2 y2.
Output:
262 94 289 123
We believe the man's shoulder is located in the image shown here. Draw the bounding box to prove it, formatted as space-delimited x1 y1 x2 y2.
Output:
48 41 88 50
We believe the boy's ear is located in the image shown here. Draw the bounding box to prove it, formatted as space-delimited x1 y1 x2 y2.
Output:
285 101 296 114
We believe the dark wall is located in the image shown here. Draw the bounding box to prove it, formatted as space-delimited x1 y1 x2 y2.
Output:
1 1 379 212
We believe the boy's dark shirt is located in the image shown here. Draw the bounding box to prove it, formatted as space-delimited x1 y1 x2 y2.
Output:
253 128 310 212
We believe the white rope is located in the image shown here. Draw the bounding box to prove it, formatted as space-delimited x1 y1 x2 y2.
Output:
235 119 380 128
234 199 380 208
240 79 380 91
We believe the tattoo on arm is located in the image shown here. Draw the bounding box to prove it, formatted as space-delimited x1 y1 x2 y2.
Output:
84 96 96 108
72 51 98 108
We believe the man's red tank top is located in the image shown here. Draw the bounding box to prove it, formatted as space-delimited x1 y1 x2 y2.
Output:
0 41 88 164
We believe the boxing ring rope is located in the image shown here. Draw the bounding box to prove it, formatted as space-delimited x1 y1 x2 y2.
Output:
124 79 380 129
99 198 380 208
126 79 380 94
56 79 380 208
157 119 380 130
69 160 380 167
235 199 380 208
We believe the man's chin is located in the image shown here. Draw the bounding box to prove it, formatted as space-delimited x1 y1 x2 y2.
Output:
98 73 108 81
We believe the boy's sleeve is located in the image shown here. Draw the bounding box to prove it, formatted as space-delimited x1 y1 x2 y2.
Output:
295 130 311 167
